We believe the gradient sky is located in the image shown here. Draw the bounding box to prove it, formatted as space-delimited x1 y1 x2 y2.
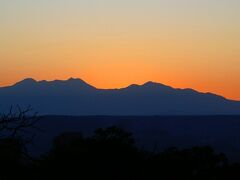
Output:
0 0 240 100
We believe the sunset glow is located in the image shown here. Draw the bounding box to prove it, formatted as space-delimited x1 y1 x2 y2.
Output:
1 0 240 100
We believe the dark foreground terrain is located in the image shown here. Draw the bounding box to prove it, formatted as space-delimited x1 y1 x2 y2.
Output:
34 115 240 160
1 114 240 179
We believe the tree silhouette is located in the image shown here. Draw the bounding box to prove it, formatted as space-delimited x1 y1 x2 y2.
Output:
0 106 38 180
92 126 134 145
38 126 140 180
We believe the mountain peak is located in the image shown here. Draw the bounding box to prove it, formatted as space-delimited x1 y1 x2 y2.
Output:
64 78 95 89
143 81 157 86
67 77 81 81
11 77 97 90
142 81 172 88
15 78 37 86
66 77 90 84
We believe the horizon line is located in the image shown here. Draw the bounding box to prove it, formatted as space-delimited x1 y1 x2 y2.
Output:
1 77 239 102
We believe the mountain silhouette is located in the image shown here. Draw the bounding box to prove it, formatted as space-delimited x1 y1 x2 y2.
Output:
0 78 240 115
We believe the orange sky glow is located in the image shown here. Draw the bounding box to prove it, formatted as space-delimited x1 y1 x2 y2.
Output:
0 0 240 100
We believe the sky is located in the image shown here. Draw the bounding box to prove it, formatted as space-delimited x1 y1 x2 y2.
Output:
0 0 240 100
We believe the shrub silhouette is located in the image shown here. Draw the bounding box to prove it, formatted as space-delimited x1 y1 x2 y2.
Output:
39 126 140 180
143 146 229 180
35 126 238 180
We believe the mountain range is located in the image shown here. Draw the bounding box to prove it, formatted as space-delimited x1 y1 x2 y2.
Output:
0 78 240 115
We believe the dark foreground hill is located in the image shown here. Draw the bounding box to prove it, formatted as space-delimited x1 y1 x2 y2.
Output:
2 113 240 180
0 78 240 115
33 115 240 161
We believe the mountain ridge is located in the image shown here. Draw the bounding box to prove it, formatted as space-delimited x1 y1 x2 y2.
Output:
0 78 239 115
4 78 230 99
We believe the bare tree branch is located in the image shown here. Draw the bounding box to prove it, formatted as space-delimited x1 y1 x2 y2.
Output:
0 106 40 160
